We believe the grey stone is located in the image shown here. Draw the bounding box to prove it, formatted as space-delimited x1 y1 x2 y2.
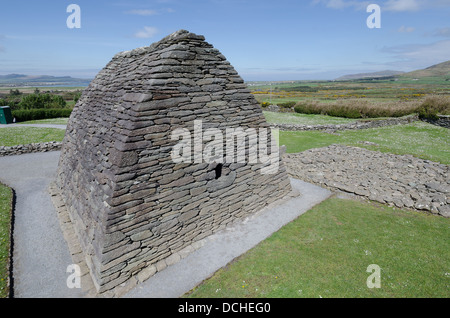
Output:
284 144 449 216
51 29 292 296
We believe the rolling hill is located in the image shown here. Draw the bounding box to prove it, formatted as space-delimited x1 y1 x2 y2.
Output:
335 60 450 82
336 70 405 81
0 74 91 87
399 60 450 80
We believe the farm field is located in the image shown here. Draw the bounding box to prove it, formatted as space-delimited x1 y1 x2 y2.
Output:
250 77 449 120
249 78 450 105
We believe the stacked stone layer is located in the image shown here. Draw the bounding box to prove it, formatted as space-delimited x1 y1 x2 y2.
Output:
53 30 292 293
0 142 61 156
284 145 449 217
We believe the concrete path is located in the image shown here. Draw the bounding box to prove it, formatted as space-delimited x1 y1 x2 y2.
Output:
0 151 85 297
0 151 332 298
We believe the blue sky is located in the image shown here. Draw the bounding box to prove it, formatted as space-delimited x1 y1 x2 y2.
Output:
0 0 449 81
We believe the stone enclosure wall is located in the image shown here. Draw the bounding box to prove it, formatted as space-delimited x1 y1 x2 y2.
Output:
270 114 419 131
52 30 292 294
0 142 62 157
421 115 450 129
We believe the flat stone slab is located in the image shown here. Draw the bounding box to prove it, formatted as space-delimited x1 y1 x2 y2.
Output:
284 144 450 217
0 151 332 298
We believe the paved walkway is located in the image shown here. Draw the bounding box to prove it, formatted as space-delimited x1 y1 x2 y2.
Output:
0 151 85 297
0 151 332 298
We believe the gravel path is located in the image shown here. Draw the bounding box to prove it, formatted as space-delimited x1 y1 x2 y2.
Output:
283 144 450 217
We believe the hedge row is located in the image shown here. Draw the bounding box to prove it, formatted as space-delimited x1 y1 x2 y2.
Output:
293 95 449 119
11 108 72 122
294 100 418 119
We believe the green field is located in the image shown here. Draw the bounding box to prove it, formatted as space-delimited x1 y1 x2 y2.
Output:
0 127 65 147
17 118 69 125
250 77 449 120
250 77 449 103
276 120 450 164
186 197 450 298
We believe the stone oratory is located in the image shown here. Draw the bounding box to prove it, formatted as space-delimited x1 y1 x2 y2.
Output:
51 30 292 294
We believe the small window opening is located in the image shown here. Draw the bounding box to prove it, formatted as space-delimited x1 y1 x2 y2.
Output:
214 163 223 179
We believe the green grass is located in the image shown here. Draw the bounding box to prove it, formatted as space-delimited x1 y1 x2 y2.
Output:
0 183 12 298
0 127 65 147
17 117 69 125
279 121 450 164
263 111 356 125
185 197 450 298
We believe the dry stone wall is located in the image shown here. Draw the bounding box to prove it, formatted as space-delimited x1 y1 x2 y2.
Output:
421 115 450 129
52 30 292 294
271 114 419 132
0 142 62 157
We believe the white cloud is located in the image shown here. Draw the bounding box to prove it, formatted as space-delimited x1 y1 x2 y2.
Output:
125 9 158 16
398 26 415 32
384 0 450 11
434 27 450 37
382 40 450 70
134 26 159 39
311 0 369 10
314 0 450 11
384 0 421 11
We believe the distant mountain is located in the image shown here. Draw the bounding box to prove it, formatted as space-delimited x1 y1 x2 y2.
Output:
335 60 450 81
0 74 92 87
335 70 405 81
399 60 450 79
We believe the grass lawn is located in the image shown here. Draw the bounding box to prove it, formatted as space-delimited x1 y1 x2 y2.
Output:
185 197 450 298
0 183 12 298
0 127 66 147
17 118 69 125
279 121 450 164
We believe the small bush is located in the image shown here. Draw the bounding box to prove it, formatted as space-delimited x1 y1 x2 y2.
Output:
294 102 321 115
278 101 297 109
261 102 271 108
18 93 67 110
12 108 72 122
416 95 450 120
